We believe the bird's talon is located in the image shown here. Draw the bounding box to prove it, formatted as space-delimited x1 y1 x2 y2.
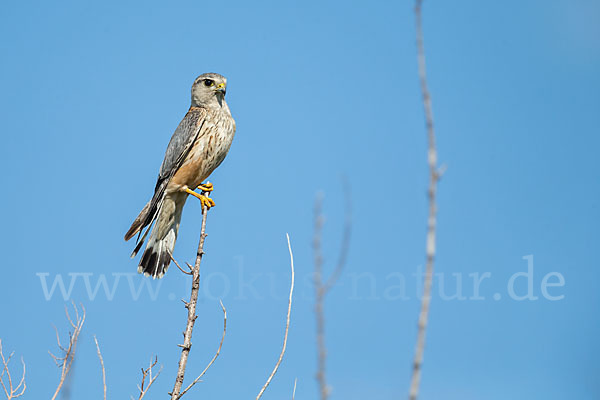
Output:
197 182 213 193
183 187 216 210
200 196 215 210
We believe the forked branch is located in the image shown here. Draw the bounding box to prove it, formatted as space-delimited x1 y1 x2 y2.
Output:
49 302 85 400
0 340 26 399
177 301 227 398
170 190 226 399
136 357 162 400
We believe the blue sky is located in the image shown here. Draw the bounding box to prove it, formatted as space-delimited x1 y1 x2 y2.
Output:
0 0 598 399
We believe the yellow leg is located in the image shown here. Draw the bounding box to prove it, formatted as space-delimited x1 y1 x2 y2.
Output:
183 187 215 210
197 182 213 192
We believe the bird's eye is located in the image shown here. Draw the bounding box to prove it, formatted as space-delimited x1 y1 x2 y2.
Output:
204 79 214 87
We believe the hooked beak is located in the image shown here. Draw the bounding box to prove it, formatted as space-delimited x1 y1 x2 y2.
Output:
216 82 226 95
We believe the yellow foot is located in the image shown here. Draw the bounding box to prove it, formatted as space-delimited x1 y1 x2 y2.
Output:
197 182 213 193
183 188 216 210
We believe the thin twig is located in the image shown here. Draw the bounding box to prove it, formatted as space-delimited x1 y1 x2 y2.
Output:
170 192 210 399
177 300 227 398
170 251 192 276
255 234 295 400
50 303 86 400
313 183 352 400
137 357 162 400
94 336 107 400
0 340 26 399
292 378 297 400
409 1 441 399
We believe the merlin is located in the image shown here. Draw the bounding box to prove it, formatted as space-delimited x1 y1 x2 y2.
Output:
125 73 236 279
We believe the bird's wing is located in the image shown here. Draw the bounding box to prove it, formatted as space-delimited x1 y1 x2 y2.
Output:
132 107 208 249
156 107 208 189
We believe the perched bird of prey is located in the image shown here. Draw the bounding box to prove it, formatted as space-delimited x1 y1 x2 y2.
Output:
125 73 236 279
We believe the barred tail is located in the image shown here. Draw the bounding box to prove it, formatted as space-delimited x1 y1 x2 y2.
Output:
138 194 185 279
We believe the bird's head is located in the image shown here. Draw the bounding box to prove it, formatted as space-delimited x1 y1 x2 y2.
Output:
191 73 228 108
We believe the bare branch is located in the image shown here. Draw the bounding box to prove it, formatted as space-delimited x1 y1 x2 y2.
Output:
50 303 86 400
255 233 295 400
170 192 211 399
313 194 329 400
0 340 26 399
323 179 352 293
137 357 162 400
313 183 352 400
94 336 107 400
177 301 227 398
409 1 441 399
